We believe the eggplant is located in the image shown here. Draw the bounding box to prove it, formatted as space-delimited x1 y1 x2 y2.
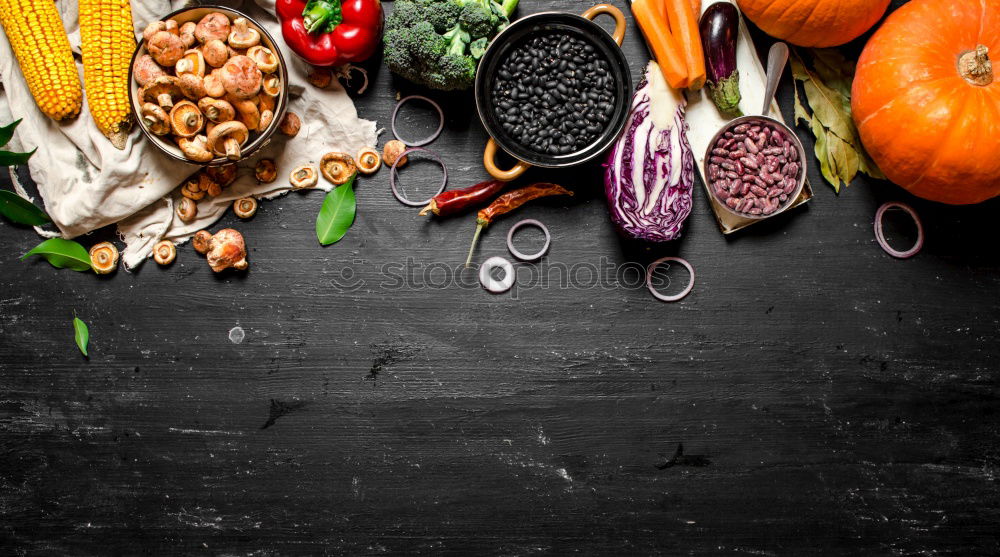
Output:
700 2 742 118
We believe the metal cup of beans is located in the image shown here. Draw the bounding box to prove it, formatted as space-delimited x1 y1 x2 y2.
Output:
705 115 807 220
475 5 632 181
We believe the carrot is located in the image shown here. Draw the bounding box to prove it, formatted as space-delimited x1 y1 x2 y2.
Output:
690 0 702 16
630 0 689 89
664 0 706 91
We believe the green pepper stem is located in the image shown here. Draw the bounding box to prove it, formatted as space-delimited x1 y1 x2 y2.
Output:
302 0 343 34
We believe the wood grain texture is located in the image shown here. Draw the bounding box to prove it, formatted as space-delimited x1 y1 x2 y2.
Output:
2 0 999 554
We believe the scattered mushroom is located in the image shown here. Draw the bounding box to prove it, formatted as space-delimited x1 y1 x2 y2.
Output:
247 45 278 73
320 152 357 185
383 140 408 168
261 74 281 97
356 147 381 175
169 100 204 138
141 76 180 110
194 228 248 272
228 95 260 130
140 103 170 135
179 21 197 48
206 163 238 187
201 39 229 68
181 178 205 200
207 120 249 160
198 97 235 123
307 68 332 88
221 55 261 99
195 12 231 44
153 240 177 265
255 159 277 183
175 49 206 77
228 18 260 49
177 135 212 163
176 197 198 222
178 73 207 100
233 197 258 219
279 112 300 136
133 54 167 87
203 69 226 98
148 30 185 67
89 242 119 274
290 165 318 189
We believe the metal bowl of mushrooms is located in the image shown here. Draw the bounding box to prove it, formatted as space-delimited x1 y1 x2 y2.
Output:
128 5 289 166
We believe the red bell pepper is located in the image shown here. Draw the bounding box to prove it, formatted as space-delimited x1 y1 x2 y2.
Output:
276 0 384 67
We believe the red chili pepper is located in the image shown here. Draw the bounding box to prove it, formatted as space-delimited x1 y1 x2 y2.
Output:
276 0 384 67
465 183 573 266
418 180 505 218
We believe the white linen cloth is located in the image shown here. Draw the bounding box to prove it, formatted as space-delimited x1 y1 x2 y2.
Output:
0 0 376 268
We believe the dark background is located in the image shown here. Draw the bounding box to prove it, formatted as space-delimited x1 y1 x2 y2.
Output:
2 0 999 554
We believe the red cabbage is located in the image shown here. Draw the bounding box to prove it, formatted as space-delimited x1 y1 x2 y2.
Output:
603 64 695 242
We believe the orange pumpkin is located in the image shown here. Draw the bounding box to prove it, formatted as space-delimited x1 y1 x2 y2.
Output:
737 0 890 47
852 0 1000 205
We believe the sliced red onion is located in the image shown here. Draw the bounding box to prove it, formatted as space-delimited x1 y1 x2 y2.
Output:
646 257 695 302
390 147 448 207
506 219 550 262
480 256 515 294
874 202 923 259
391 95 444 147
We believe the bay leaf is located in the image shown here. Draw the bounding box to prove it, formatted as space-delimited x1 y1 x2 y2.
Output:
315 174 357 245
0 149 36 166
21 238 93 272
0 190 50 226
0 118 21 147
73 317 89 357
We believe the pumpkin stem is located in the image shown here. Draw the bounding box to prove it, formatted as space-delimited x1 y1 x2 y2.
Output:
959 45 993 86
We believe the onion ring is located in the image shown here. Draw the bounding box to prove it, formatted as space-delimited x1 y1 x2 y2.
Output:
506 219 551 262
390 147 448 207
479 256 515 294
391 95 444 147
874 202 924 259
646 257 695 303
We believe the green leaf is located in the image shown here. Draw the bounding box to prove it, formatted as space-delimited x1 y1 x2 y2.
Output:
73 317 89 357
0 118 22 147
315 174 357 245
0 148 35 166
21 238 93 272
0 190 50 225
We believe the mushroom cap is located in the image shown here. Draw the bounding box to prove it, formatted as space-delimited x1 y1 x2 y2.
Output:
203 70 226 98
247 45 278 73
192 230 213 254
233 197 258 218
356 147 382 175
169 100 205 138
279 112 301 136
176 49 206 77
153 240 177 265
179 21 197 48
254 159 277 183
178 73 208 100
148 30 185 67
206 163 238 186
228 18 261 49
220 56 262 99
198 98 235 123
205 229 248 272
207 120 249 156
320 152 358 185
195 12 231 44
261 74 281 97
141 76 181 107
142 21 167 43
290 165 319 189
201 39 229 68
228 96 260 130
133 54 167 87
177 134 213 162
140 102 170 135
89 242 119 274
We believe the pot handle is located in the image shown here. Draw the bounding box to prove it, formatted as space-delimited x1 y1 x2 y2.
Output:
483 138 530 182
581 4 626 46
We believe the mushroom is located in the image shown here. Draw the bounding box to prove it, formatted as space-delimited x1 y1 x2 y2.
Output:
153 240 176 265
198 98 235 123
179 21 197 48
169 100 204 138
140 103 170 135
356 147 382 175
89 242 119 274
176 197 198 223
247 45 277 73
205 229 249 272
201 39 229 68
195 12 231 44
220 55 262 99
178 73 207 100
255 159 277 183
227 95 260 130
140 76 181 110
142 21 167 43
192 230 212 254
203 69 226 98
261 74 281 97
164 19 179 35
320 152 357 185
206 163 238 187
175 49 206 77
228 18 260 49
290 165 318 189
133 54 166 87
233 197 258 219
383 140 407 168
148 30 185 67
181 177 203 200
207 121 249 161
307 68 332 88
258 110 274 132
279 112 300 137
256 95 275 131
177 135 213 162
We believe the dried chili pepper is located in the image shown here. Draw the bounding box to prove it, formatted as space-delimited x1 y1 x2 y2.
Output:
419 179 505 218
465 182 573 267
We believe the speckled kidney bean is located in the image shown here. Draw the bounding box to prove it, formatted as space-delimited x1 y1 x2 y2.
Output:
708 119 802 217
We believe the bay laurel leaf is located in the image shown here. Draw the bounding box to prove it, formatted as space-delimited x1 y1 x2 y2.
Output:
0 118 22 147
21 238 93 272
315 174 357 246
0 190 50 226
73 317 89 357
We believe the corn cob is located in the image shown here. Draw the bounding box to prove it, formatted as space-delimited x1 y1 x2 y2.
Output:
78 0 135 149
0 0 82 121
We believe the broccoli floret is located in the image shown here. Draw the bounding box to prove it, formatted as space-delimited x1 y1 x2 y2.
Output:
384 0 519 91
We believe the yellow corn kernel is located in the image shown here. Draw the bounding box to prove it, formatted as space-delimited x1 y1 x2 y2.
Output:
78 0 135 149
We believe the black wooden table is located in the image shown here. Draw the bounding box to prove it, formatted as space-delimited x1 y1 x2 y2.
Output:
2 0 999 554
